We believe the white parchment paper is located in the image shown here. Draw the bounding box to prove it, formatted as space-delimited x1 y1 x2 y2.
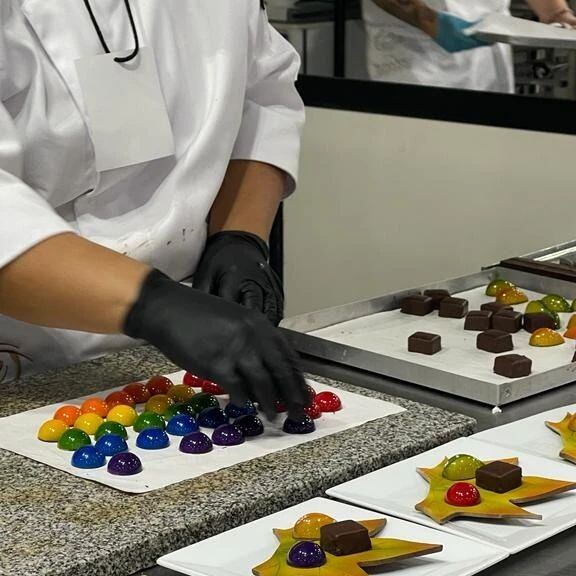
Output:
0 371 404 493
311 286 576 386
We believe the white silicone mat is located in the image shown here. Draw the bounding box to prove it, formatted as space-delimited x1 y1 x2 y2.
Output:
327 437 576 554
311 286 576 386
0 370 404 493
473 403 576 464
158 497 509 576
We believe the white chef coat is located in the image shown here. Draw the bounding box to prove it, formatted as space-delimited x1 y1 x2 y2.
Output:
0 0 304 379
362 0 514 93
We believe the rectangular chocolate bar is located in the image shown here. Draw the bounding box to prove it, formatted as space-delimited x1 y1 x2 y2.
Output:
439 297 469 319
494 354 532 378
476 460 522 493
408 332 441 355
320 520 372 556
401 295 433 316
423 289 450 310
481 302 513 314
524 312 555 333
464 310 492 331
492 310 523 333
477 329 513 353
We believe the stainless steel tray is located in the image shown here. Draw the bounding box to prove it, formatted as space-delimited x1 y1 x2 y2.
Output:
282 267 576 407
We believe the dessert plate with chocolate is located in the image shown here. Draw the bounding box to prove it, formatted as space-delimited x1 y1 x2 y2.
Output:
473 403 576 465
327 437 576 553
158 497 509 576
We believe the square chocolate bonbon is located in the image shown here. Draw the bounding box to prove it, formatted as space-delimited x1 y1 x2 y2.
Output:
492 310 523 333
494 354 532 378
481 302 513 314
439 297 469 319
464 310 492 331
320 520 372 556
401 295 434 316
408 332 441 355
423 289 450 310
476 461 522 493
524 313 555 333
477 329 513 353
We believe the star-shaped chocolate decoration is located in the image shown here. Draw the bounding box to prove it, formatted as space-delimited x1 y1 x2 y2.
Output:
546 413 576 464
252 518 442 576
415 457 576 525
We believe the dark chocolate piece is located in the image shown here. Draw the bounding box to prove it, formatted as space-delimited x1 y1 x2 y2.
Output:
401 295 433 316
492 310 523 333
423 289 451 310
494 354 532 378
477 329 514 353
439 297 469 319
524 313 555 333
481 302 513 314
476 460 522 493
408 332 441 355
320 520 372 556
464 310 492 331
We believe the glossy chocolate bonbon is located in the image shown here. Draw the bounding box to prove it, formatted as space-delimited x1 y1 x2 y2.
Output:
108 453 142 476
493 354 532 378
477 329 513 353
408 332 441 355
212 424 245 446
234 415 265 437
287 542 326 568
179 432 213 454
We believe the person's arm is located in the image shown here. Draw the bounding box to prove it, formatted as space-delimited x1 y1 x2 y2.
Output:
525 0 576 26
208 159 284 240
367 0 489 52
193 5 304 325
0 233 150 333
368 0 437 36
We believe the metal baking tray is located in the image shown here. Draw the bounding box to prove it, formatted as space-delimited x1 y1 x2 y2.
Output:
498 241 576 282
282 267 576 407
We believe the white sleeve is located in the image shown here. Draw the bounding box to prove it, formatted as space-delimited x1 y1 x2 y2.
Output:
0 102 74 270
231 6 306 196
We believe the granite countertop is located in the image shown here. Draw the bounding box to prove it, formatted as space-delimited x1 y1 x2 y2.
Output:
0 346 476 576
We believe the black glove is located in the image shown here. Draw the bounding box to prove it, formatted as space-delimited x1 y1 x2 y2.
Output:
193 231 284 326
124 269 307 418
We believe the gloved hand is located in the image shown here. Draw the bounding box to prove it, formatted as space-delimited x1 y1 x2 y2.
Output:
193 231 284 326
124 269 307 418
434 11 491 53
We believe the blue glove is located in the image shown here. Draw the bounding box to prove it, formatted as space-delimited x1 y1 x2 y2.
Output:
434 11 491 53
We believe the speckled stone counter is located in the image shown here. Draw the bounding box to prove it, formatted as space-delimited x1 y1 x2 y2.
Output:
0 346 475 576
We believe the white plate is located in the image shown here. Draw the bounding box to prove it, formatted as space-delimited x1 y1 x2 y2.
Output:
473 404 576 463
0 371 404 493
327 437 576 554
157 497 508 576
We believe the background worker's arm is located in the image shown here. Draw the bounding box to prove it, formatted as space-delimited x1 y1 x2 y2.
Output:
525 0 576 26
367 0 489 52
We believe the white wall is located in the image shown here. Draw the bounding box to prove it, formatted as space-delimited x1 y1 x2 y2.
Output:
284 107 576 316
